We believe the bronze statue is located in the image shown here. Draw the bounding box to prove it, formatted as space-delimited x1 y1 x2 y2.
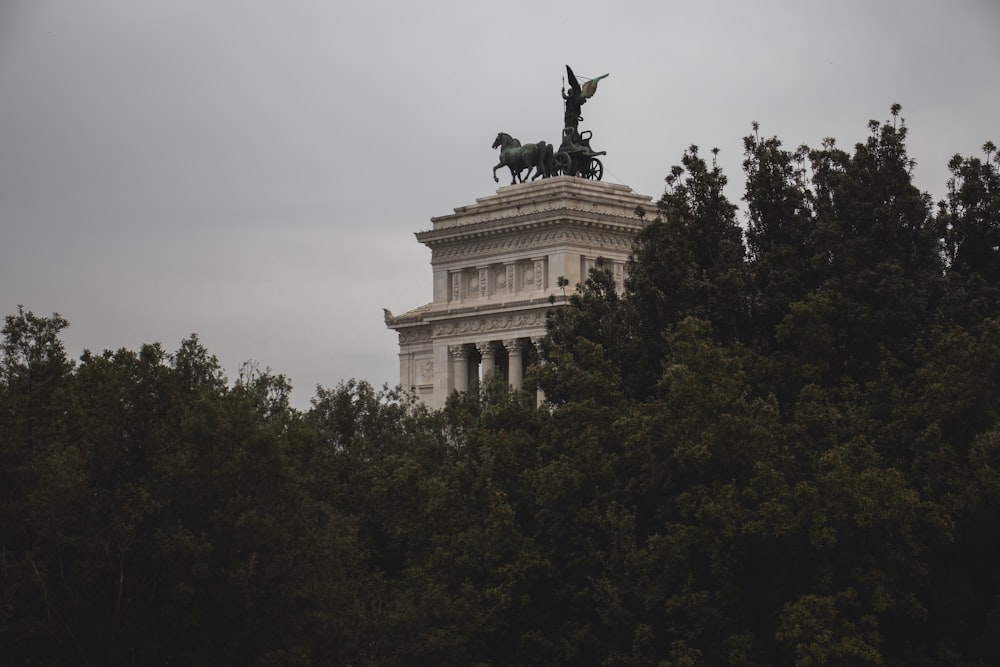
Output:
562 65 608 132
492 132 553 185
488 66 608 184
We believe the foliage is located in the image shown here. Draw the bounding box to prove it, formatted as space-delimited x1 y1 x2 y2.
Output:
2 108 999 665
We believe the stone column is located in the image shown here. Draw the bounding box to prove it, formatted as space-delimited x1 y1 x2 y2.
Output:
450 344 470 393
532 337 546 407
615 263 624 292
477 341 496 381
504 338 523 390
433 343 451 409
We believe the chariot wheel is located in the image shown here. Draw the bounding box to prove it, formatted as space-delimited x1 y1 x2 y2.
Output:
553 152 572 176
586 158 604 181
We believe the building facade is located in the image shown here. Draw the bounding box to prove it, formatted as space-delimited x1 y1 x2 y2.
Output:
384 176 653 409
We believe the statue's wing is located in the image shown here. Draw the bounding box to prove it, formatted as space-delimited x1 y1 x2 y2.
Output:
565 65 581 94
581 73 609 99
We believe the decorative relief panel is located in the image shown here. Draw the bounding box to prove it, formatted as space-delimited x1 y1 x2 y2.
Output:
451 273 461 302
533 259 545 290
478 268 488 298
420 361 434 380
505 264 516 294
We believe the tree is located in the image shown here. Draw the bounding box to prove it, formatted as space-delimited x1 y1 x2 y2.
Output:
0 308 75 662
788 111 942 390
624 145 748 399
532 109 999 665
743 127 823 345
939 142 1000 326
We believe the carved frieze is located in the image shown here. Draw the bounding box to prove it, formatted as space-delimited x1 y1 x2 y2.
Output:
432 311 546 337
397 326 432 344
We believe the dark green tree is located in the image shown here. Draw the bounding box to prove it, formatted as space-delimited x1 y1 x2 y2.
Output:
783 110 943 391
939 142 1000 326
624 145 748 399
742 127 823 345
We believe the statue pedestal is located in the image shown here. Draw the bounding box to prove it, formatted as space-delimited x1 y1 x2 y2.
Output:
385 176 653 409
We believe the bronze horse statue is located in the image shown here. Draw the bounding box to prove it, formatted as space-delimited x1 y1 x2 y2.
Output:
492 132 554 184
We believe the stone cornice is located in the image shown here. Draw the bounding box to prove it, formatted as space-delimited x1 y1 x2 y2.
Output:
417 177 653 248
385 295 567 331
432 177 652 226
426 225 639 263
420 201 646 232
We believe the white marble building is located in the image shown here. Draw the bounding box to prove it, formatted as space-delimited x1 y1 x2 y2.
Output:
385 176 653 409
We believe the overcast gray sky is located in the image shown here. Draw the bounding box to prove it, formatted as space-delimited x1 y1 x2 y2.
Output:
1 0 997 407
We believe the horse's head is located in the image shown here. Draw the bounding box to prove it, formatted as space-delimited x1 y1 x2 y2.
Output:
492 132 507 149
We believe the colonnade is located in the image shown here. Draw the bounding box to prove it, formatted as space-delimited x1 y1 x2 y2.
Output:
447 336 543 393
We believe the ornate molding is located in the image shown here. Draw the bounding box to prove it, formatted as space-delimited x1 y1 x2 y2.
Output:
428 227 638 262
478 267 488 298
397 326 432 344
432 311 547 337
503 338 523 354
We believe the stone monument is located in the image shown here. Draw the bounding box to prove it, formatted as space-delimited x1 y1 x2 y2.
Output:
384 67 653 408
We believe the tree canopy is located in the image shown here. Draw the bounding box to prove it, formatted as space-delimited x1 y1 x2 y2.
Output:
2 108 999 666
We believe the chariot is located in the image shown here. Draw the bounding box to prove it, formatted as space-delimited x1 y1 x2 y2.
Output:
552 128 605 181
